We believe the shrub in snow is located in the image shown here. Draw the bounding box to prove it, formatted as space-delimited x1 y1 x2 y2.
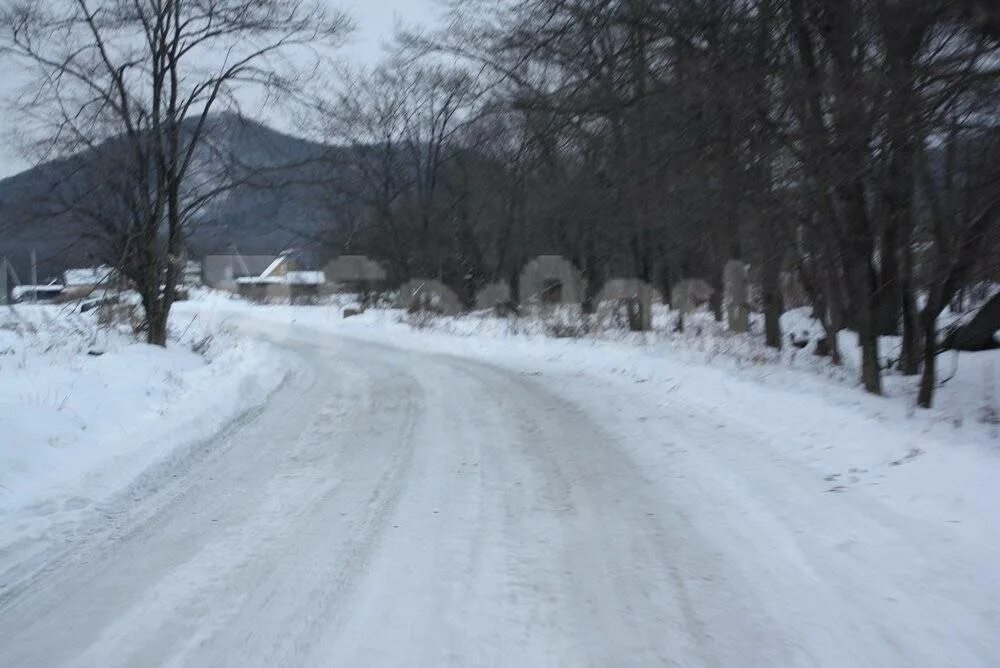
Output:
395 279 462 315
540 305 592 338
406 308 438 330
97 299 143 335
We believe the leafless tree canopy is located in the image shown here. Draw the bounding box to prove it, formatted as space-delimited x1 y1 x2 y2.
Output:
309 0 999 408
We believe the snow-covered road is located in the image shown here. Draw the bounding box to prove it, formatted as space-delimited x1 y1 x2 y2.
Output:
1 316 997 666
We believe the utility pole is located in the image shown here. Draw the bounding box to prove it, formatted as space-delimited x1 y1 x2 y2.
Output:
233 244 251 277
30 249 38 304
0 257 7 306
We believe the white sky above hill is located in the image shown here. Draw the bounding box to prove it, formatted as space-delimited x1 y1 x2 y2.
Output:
0 0 439 179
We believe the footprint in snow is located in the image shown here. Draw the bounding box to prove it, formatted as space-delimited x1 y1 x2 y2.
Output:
889 447 924 466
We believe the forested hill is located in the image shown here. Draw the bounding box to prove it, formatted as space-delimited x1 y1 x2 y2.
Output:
0 114 344 280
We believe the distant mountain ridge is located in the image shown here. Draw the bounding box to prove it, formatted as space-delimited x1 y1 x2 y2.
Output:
0 114 342 281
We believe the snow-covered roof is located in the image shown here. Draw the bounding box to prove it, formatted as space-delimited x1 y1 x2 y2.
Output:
63 266 114 286
235 276 285 285
236 271 325 286
12 285 65 301
258 255 288 280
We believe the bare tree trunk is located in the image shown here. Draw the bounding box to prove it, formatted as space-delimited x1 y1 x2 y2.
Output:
859 311 883 395
852 254 883 395
875 222 901 336
899 252 922 375
147 301 169 346
917 310 938 408
762 254 783 349
709 263 724 323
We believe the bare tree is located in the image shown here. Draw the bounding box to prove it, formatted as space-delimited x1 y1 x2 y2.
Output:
1 0 350 344
915 125 1000 407
315 58 485 285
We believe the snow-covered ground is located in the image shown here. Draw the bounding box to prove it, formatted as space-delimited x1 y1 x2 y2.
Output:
1 293 998 665
190 296 1000 664
205 297 1000 524
246 294 1000 435
0 302 290 572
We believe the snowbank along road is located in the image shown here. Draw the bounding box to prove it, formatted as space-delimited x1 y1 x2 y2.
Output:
0 315 997 666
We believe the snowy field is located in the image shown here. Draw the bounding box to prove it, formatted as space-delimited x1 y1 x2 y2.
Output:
1 292 999 665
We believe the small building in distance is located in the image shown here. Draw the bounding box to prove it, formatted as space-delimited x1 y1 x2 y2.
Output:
202 254 282 291
236 251 327 304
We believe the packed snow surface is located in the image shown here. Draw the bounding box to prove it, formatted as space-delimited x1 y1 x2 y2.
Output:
0 304 289 571
0 296 998 666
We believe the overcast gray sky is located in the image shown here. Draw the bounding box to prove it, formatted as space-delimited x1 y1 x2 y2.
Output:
0 0 439 179
340 0 440 64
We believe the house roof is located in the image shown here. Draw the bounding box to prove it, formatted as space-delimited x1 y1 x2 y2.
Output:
63 266 114 286
12 284 65 300
236 270 325 286
202 255 279 285
259 255 289 280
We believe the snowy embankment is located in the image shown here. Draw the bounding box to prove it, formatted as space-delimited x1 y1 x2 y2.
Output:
195 296 1000 664
0 303 289 560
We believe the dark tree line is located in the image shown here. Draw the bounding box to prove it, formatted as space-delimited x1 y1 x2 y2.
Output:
317 0 1000 408
2 0 998 408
